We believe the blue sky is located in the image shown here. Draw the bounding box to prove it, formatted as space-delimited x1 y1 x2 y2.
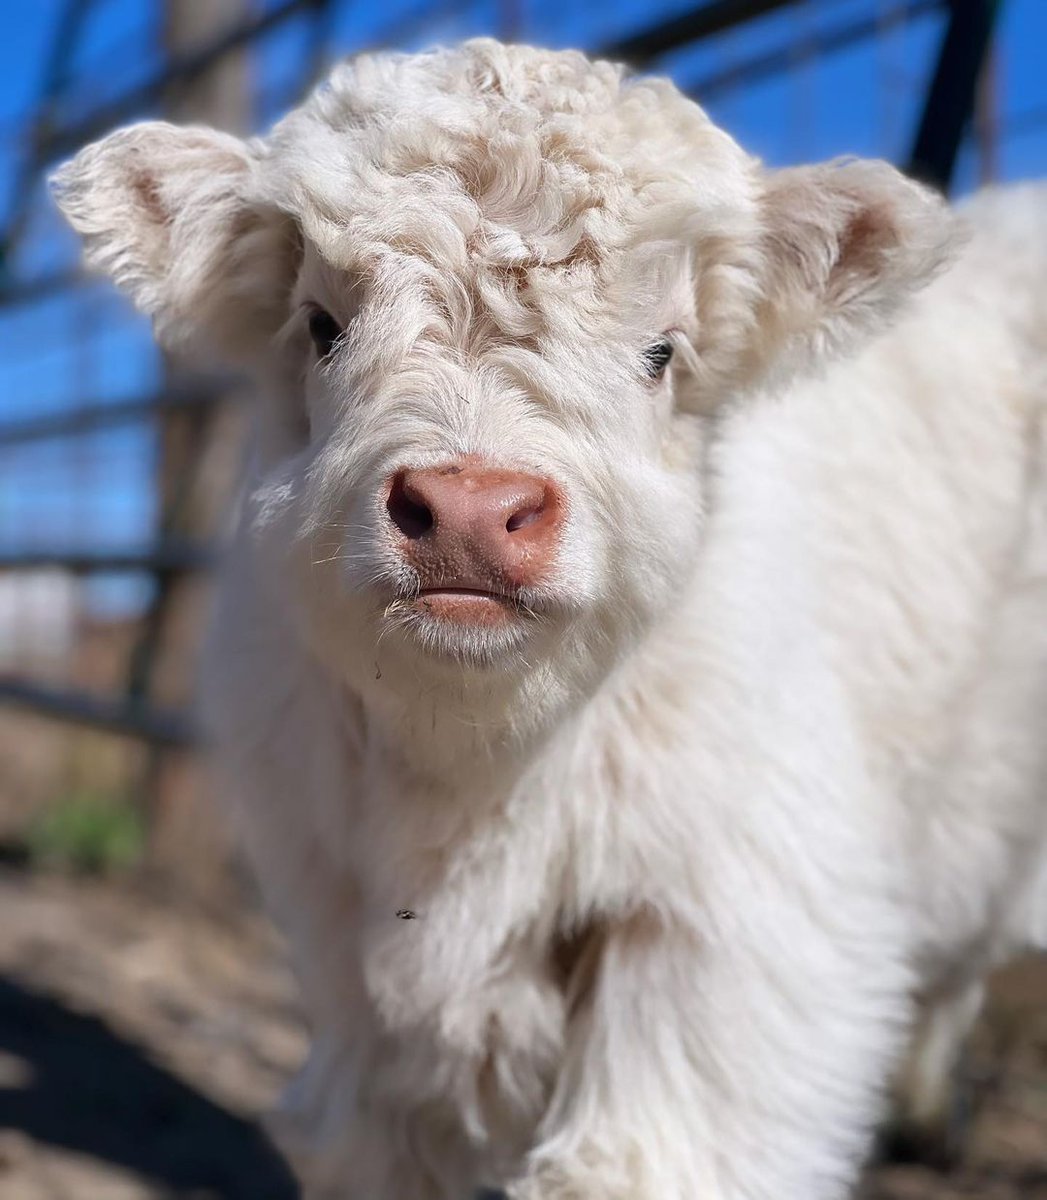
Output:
0 1 1044 615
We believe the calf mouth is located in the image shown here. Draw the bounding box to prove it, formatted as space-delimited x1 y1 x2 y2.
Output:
410 584 538 627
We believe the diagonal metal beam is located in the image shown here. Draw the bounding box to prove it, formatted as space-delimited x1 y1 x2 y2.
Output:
0 0 92 268
686 0 941 101
908 0 1004 188
600 0 805 64
37 0 323 163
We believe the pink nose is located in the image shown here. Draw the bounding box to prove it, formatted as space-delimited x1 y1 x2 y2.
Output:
385 461 563 592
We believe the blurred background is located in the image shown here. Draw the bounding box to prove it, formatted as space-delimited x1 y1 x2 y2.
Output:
0 2 1044 1197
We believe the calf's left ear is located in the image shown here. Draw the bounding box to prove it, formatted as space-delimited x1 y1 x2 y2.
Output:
755 159 962 377
51 122 296 364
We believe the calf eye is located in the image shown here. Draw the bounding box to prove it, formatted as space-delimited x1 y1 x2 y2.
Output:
642 337 674 380
308 307 343 359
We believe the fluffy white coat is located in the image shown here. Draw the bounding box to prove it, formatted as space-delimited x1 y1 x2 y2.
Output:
53 40 1047 1200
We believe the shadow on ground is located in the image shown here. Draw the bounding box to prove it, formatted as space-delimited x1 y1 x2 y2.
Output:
0 866 1044 1200
0 974 298 1199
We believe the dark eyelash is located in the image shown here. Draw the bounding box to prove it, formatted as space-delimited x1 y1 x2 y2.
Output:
642 337 674 379
307 307 344 359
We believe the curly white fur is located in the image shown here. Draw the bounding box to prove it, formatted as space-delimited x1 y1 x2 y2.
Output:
53 39 1047 1200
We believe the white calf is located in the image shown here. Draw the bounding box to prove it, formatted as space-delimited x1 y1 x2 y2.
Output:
54 39 1047 1200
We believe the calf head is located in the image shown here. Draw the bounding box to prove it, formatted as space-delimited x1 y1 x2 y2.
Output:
54 40 956 724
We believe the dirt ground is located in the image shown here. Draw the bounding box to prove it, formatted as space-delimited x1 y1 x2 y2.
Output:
0 866 1044 1200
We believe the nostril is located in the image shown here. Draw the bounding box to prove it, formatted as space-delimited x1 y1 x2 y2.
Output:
505 504 543 533
387 473 434 540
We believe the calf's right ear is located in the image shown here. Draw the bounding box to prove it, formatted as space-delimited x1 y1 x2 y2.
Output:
51 121 297 363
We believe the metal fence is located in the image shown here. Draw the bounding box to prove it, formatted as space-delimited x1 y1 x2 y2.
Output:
0 0 1028 838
